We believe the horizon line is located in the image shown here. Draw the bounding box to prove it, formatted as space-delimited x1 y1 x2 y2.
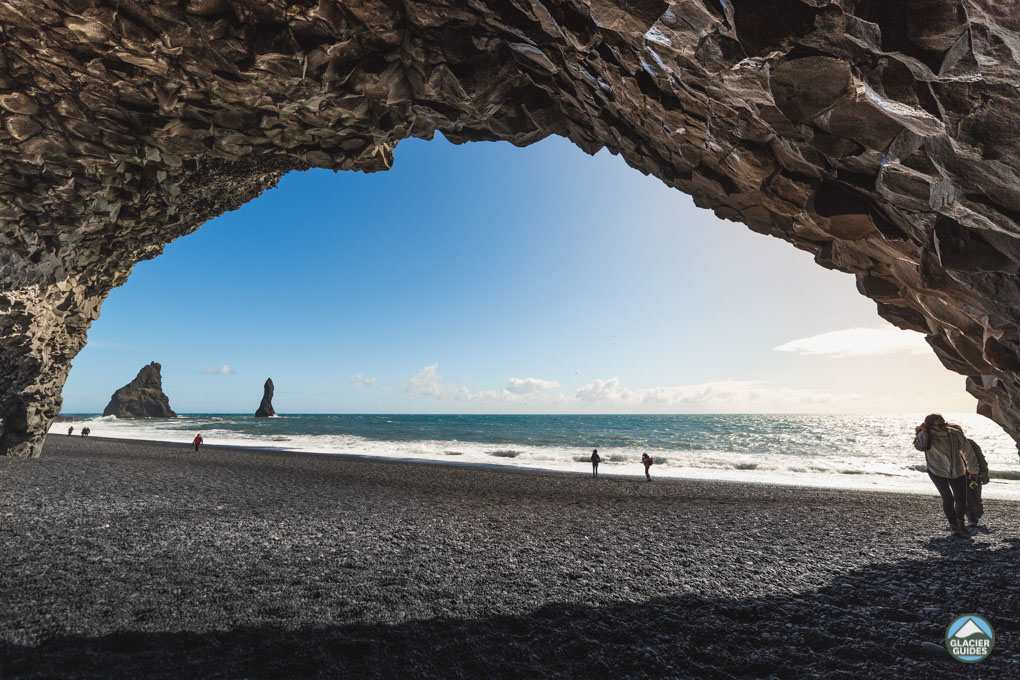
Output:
59 410 975 417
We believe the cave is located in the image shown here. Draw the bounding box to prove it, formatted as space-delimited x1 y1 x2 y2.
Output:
3 0 1020 457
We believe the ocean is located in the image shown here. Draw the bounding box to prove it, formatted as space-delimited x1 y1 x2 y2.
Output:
53 413 1020 498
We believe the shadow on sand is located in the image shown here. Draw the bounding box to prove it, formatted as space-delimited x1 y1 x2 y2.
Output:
3 538 1018 679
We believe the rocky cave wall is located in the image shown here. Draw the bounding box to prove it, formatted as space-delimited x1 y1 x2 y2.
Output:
3 0 1020 456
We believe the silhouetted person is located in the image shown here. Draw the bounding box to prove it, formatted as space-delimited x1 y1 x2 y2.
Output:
193 433 203 452
67 426 74 436
642 453 653 481
590 449 601 478
80 427 90 437
914 414 978 537
966 437 989 527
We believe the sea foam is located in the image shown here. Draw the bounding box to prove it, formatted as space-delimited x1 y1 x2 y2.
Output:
49 412 1020 499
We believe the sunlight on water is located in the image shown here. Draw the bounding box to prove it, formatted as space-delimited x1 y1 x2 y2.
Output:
53 413 1020 499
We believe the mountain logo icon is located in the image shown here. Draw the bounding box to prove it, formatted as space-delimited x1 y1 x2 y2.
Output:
945 614 994 663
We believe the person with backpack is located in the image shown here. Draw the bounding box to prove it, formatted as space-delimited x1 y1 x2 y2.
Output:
641 453 653 481
966 437 990 527
913 414 979 537
590 449 601 478
193 433 204 452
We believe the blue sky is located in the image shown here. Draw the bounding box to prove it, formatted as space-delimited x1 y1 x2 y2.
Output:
62 134 973 414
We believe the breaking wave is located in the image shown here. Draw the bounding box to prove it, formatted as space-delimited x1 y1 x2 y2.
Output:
50 412 1020 499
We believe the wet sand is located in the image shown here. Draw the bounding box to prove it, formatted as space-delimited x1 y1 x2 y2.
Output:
2 435 1019 678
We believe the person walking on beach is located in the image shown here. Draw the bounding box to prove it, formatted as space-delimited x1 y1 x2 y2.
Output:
81 427 90 437
590 449 601 478
67 426 74 436
193 433 204 452
641 453 653 481
965 437 990 528
913 414 978 537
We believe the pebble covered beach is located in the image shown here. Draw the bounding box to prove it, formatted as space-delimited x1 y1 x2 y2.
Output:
2 435 1019 678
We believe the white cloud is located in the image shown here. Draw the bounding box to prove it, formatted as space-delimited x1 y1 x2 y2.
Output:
425 372 858 412
506 377 560 395
202 364 235 376
408 364 442 397
352 374 377 387
418 370 562 402
575 377 857 410
774 327 928 358
454 382 568 405
575 377 636 403
459 388 511 402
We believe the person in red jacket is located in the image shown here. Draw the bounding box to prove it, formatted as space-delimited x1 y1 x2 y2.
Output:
193 433 203 452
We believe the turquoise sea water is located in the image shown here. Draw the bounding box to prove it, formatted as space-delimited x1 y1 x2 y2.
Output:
57 413 1020 497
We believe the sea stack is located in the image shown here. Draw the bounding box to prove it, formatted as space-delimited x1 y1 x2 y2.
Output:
102 362 176 418
255 378 276 417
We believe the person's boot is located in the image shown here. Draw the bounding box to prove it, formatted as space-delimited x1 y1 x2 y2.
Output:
953 520 970 537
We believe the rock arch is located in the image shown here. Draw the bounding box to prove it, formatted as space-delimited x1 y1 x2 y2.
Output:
3 0 1020 457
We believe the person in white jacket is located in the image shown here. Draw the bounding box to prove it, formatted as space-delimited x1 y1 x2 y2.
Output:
914 413 979 537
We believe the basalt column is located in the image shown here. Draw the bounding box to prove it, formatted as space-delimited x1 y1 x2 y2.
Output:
255 378 276 418
0 282 97 456
4 1 1020 457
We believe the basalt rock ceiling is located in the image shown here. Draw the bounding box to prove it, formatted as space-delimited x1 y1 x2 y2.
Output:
2 0 1020 457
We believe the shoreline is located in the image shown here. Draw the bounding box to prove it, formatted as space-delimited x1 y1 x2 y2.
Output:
3 435 1019 678
45 430 1020 501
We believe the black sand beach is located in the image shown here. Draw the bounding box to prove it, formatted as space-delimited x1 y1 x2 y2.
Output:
2 436 1019 678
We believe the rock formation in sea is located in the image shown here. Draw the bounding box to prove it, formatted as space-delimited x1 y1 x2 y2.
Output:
3 2 1020 456
255 378 276 418
102 363 177 419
